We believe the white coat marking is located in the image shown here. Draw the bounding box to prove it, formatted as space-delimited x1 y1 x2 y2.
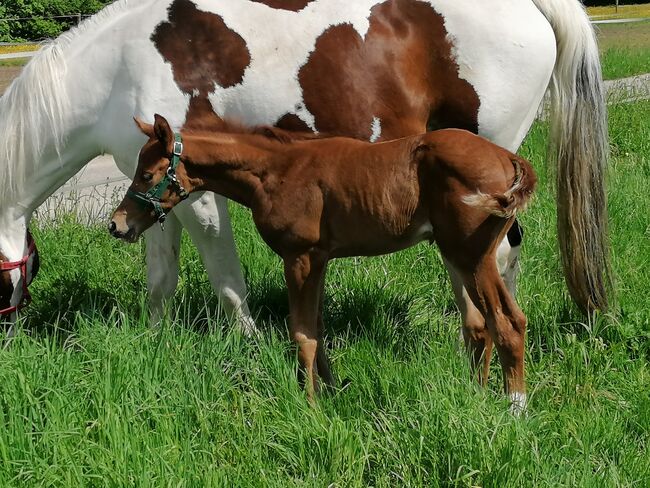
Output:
370 117 382 142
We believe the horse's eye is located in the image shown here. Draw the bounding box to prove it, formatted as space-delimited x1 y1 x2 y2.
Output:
142 173 153 182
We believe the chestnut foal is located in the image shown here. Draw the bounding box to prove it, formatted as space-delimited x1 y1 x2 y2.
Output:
110 115 536 410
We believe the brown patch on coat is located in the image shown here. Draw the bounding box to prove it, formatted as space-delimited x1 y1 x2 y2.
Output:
250 0 316 11
298 0 480 140
152 0 251 126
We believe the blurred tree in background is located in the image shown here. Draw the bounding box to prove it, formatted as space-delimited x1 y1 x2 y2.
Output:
0 0 112 42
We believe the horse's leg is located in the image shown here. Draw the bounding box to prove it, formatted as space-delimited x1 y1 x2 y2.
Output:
443 257 492 386
284 252 327 402
173 193 256 336
315 270 335 388
144 213 182 325
496 219 524 298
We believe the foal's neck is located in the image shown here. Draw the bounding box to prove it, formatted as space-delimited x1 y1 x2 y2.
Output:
182 133 281 208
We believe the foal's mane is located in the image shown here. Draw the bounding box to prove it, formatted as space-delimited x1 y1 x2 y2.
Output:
183 118 338 147
0 0 137 207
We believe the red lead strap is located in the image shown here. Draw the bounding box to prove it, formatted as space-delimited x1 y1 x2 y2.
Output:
0 234 36 316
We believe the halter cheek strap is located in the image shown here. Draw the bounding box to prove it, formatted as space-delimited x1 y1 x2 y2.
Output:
0 233 37 316
126 133 189 226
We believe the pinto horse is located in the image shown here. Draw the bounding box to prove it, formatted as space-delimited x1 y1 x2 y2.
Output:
109 115 537 408
0 1 608 334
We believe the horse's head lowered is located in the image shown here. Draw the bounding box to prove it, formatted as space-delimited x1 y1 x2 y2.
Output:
0 229 39 319
109 115 191 242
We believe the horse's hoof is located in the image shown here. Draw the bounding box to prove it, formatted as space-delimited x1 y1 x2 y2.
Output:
509 392 527 416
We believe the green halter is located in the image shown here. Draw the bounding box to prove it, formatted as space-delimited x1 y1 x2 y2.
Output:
126 133 189 226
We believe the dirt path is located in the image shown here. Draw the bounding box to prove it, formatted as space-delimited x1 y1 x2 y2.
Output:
0 66 23 94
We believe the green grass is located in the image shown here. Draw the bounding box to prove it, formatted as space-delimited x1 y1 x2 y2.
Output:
597 20 650 79
601 46 650 79
588 3 650 19
0 58 29 67
1 100 649 486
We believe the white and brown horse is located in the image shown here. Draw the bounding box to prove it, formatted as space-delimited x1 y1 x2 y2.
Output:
0 1 608 337
110 115 537 407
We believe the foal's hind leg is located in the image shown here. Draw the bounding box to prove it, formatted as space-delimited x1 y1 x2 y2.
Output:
443 258 493 386
461 260 528 413
315 273 335 388
284 252 328 402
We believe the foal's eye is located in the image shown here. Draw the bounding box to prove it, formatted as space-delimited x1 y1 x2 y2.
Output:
142 173 153 182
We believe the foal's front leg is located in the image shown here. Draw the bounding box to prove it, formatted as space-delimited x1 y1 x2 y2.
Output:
284 252 328 402
442 221 523 385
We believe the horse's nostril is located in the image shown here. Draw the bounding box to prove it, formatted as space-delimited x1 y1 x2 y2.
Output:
108 221 117 235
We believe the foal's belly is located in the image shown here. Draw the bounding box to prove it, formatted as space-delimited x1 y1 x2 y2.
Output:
329 220 434 258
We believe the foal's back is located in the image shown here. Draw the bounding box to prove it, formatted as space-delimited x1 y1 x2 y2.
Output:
257 128 523 258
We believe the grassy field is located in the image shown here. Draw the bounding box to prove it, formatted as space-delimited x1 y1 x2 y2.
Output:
588 3 650 19
0 44 39 55
1 98 648 486
596 19 650 79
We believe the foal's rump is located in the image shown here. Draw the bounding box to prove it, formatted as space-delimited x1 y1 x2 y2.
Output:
419 128 537 224
461 156 536 219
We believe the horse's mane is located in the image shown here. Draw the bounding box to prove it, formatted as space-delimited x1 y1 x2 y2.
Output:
0 0 137 208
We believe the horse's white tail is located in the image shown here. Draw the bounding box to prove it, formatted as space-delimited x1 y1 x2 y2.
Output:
531 0 611 312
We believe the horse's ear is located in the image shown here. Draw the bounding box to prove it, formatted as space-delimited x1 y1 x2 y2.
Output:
153 114 174 149
133 117 155 138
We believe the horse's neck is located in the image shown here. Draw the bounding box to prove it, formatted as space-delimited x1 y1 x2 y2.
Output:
184 135 281 208
0 0 170 217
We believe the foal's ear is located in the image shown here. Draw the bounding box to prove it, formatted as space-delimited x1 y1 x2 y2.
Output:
153 114 175 149
133 117 155 138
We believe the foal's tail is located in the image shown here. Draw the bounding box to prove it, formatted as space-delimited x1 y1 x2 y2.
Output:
463 157 537 219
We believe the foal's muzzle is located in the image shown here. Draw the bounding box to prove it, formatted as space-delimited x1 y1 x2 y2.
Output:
108 220 138 242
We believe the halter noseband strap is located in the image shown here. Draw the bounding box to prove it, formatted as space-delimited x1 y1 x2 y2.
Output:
0 232 37 316
126 132 189 225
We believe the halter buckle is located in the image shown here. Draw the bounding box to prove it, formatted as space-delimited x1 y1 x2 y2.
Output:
173 141 183 157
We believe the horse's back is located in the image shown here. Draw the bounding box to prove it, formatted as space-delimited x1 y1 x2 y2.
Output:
113 0 556 147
